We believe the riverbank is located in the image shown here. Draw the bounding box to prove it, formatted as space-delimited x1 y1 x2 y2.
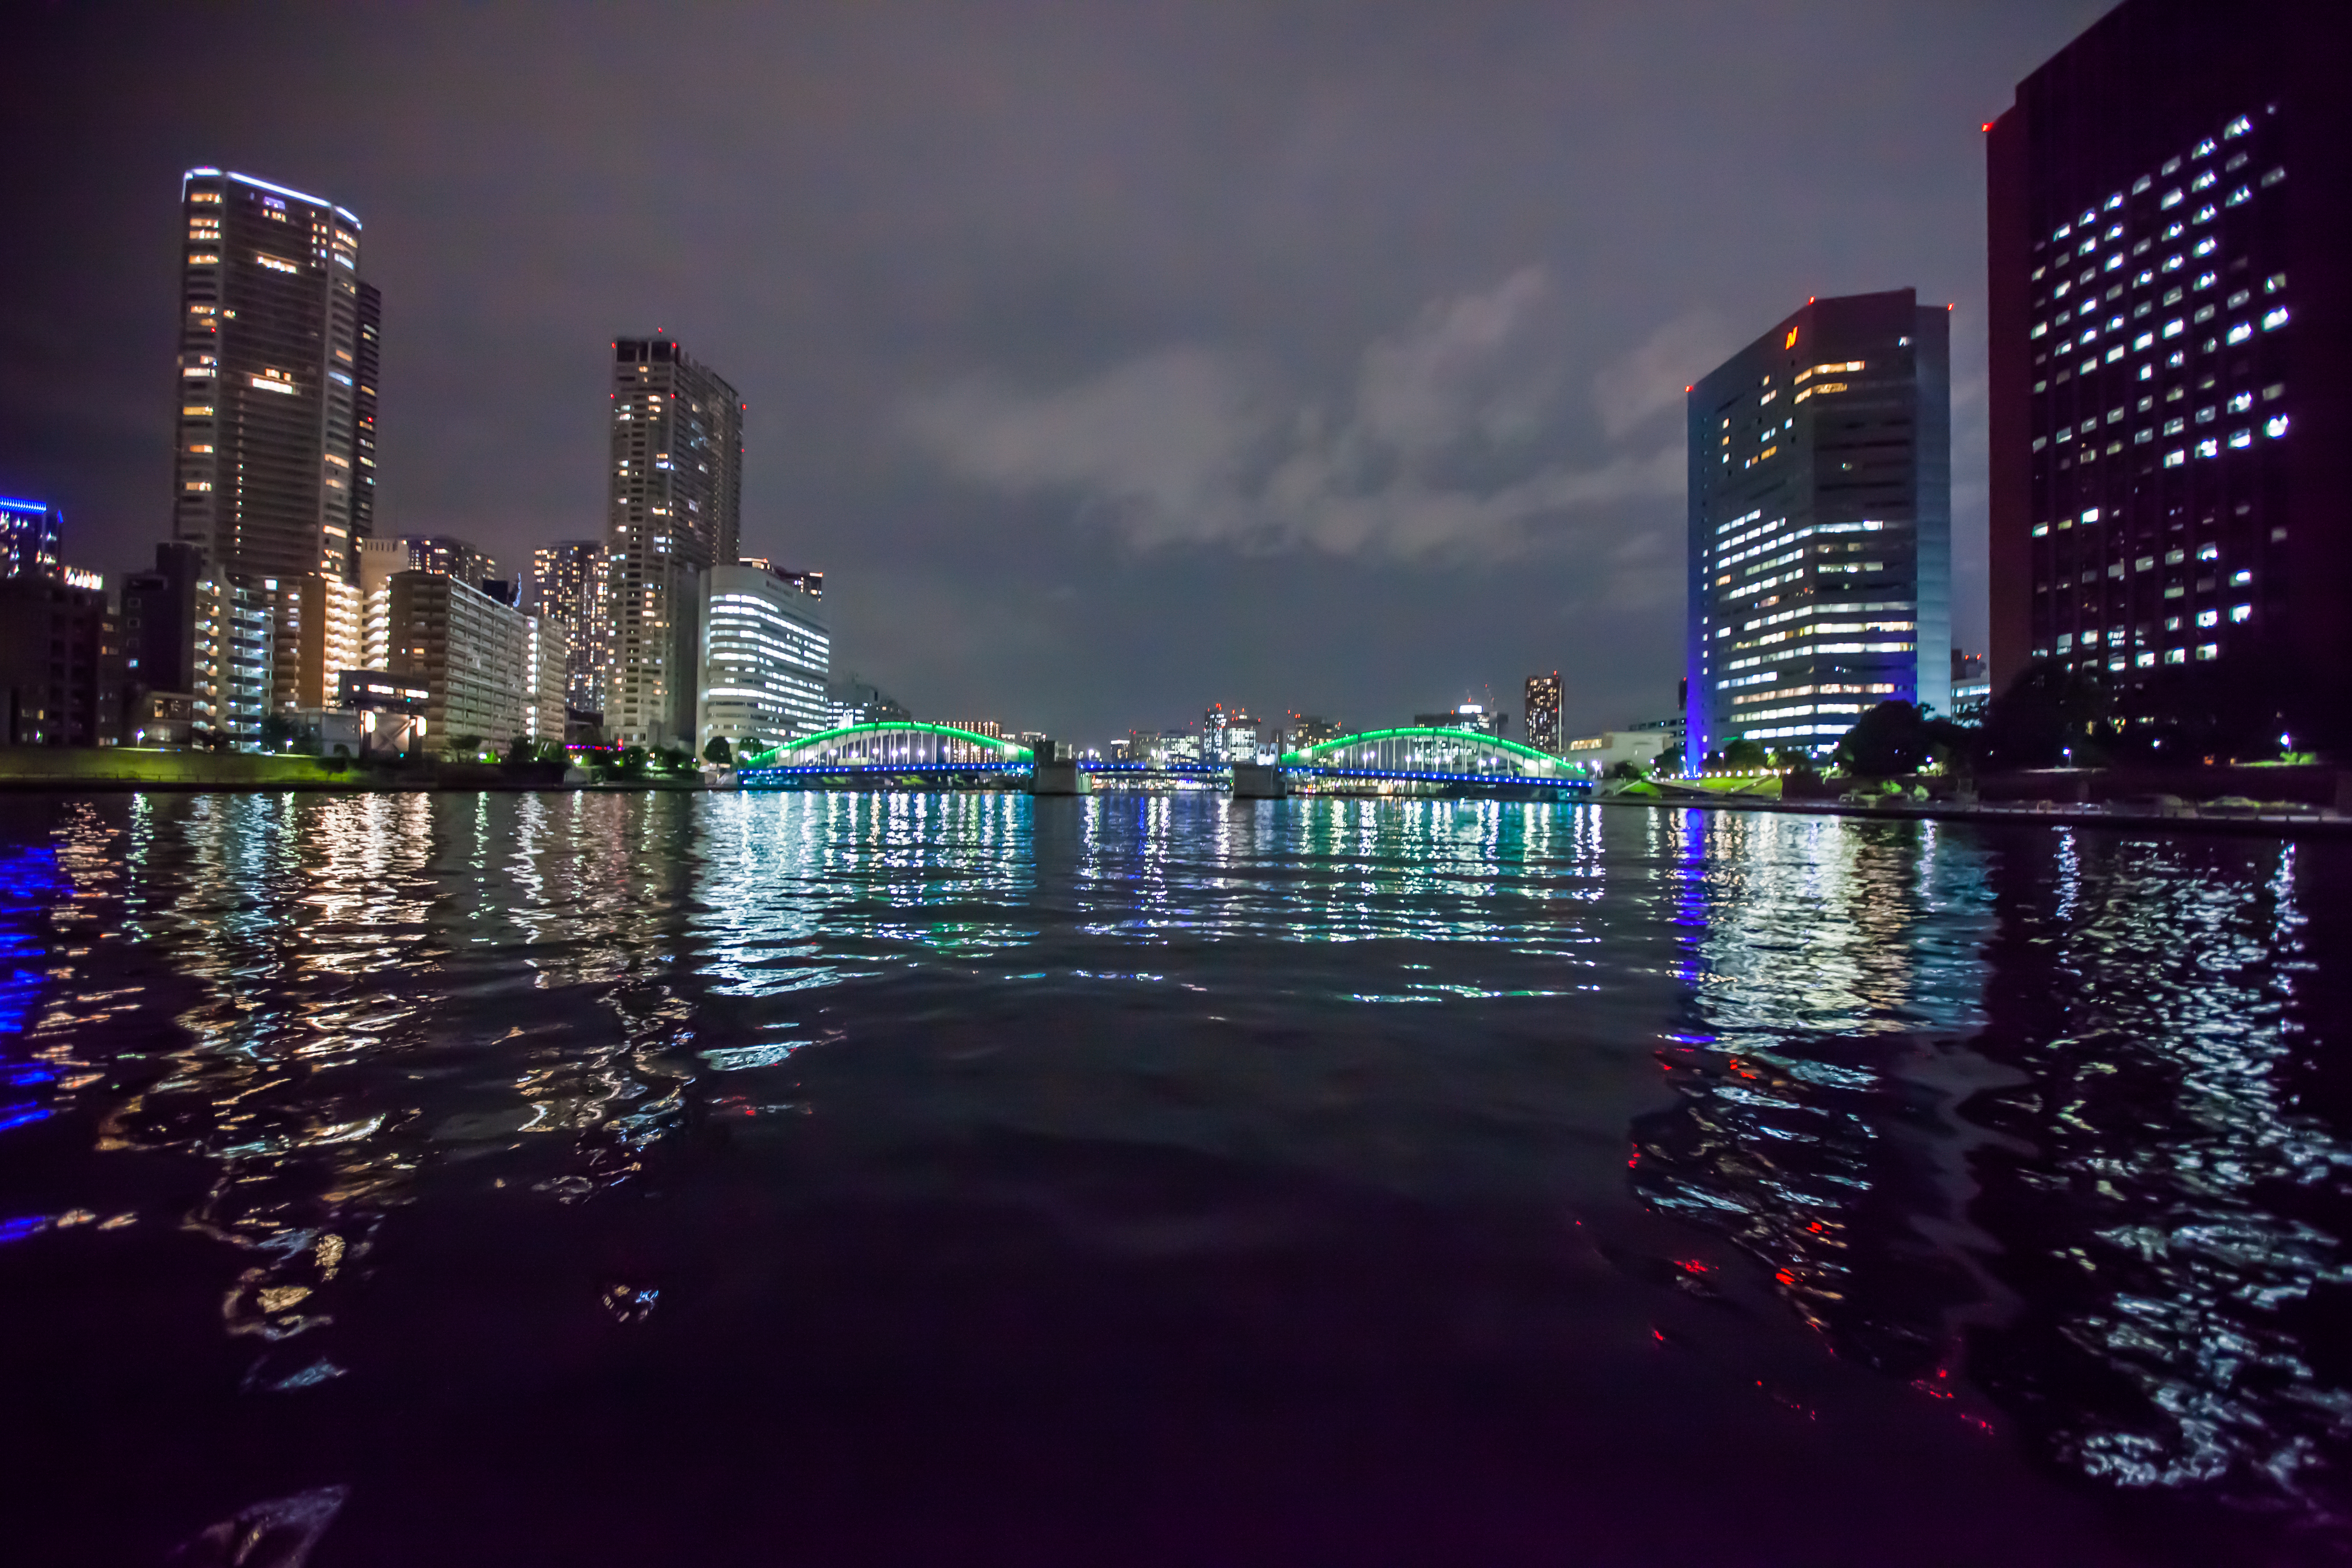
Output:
1597 786 2352 838
0 747 707 792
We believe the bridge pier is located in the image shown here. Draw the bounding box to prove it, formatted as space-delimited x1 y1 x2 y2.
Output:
1029 739 1092 796
1230 762 1289 799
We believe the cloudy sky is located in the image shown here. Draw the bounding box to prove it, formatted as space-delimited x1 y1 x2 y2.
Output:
9 0 2107 740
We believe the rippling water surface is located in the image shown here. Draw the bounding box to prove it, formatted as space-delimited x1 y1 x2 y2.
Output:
5 791 2351 1565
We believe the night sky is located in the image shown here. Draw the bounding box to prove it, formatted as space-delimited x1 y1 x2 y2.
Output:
9 1 2108 742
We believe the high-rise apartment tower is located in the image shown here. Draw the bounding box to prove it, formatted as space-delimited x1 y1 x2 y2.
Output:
603 337 743 749
1524 673 1562 754
1986 0 2351 749
1685 290 1951 763
172 169 376 583
170 169 377 736
525 540 608 713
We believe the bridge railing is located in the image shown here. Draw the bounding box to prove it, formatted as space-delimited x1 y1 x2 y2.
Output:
740 721 1031 771
735 722 1589 791
1281 726 1580 780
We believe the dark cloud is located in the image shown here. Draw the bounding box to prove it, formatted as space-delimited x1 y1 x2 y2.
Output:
7 0 2109 739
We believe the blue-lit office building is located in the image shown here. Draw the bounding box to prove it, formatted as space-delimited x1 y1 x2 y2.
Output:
1 496 62 583
1685 290 1951 763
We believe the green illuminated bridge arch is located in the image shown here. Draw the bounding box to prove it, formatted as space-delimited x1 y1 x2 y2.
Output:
734 721 1587 792
740 722 1031 771
1281 727 1579 780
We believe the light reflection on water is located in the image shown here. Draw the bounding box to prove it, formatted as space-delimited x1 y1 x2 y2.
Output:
1634 808 2352 1529
2 790 2349 1558
1964 831 2352 1505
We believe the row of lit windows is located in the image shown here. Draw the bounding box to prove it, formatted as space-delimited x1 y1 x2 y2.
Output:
2040 379 2282 439
2033 195 2279 321
2036 291 2287 366
2036 638 2229 667
2035 313 2286 405
2037 111 2267 257
2037 260 2282 347
1709 597 1913 650
1710 518 1886 572
2034 409 2287 491
1724 702 1880 725
1730 681 1900 707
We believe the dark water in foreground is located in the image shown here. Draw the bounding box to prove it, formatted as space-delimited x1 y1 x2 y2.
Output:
5 791 2352 1565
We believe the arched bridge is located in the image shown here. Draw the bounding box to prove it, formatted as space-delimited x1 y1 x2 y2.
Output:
736 722 1589 797
738 722 1031 783
1279 728 1586 793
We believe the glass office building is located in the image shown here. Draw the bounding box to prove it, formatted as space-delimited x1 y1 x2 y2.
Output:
1685 290 1952 763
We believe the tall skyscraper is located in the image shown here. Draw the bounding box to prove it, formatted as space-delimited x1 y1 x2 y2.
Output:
171 169 377 735
603 337 743 749
352 284 380 544
1523 672 1562 754
525 540 608 713
172 169 375 581
1685 290 1950 763
1986 0 2350 749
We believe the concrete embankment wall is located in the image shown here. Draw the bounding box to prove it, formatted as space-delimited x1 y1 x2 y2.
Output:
1755 763 2347 807
1970 764 2349 808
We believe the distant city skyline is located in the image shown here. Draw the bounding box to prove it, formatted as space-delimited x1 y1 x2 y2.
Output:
5 2 2118 739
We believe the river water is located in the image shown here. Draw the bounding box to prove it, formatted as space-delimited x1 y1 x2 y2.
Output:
4 791 2350 1565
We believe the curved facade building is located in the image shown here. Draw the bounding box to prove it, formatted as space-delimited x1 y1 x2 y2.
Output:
698 561 829 754
1685 290 1952 763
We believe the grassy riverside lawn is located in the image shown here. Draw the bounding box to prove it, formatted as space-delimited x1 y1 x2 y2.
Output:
0 746 363 789
0 746 724 791
1609 774 1784 799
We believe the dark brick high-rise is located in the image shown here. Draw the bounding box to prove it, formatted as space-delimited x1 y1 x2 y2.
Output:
1986 0 2351 752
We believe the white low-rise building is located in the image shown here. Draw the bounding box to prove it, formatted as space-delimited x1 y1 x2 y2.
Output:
1563 729 1674 778
699 562 830 755
525 615 569 744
